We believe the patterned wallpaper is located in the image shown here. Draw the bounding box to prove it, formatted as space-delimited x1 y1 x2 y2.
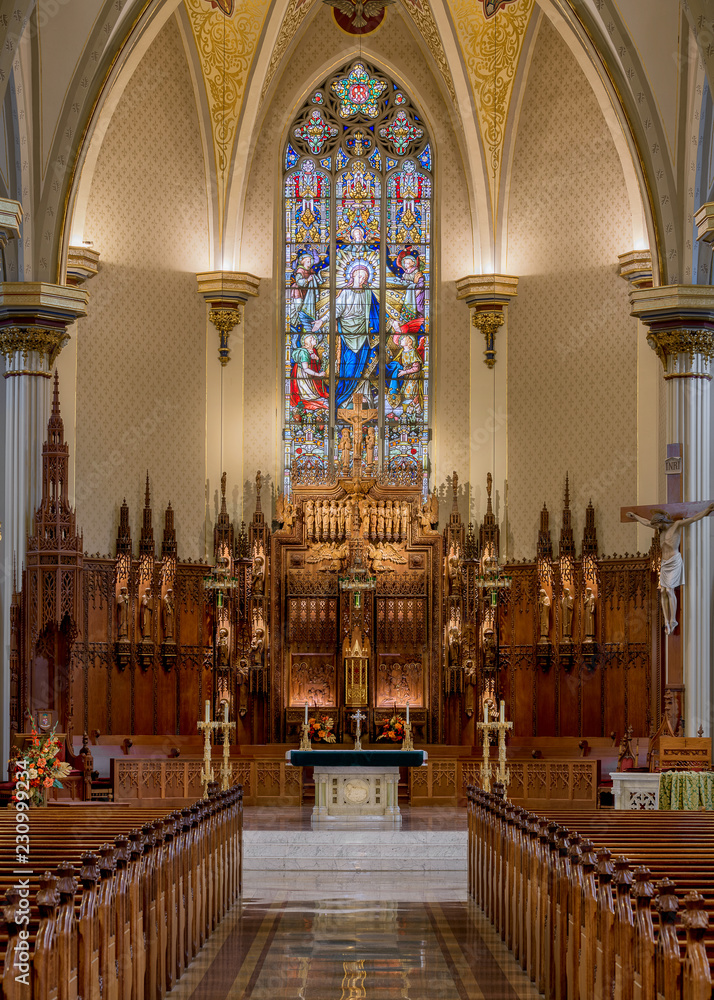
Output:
75 18 209 560
239 3 474 522
506 16 639 559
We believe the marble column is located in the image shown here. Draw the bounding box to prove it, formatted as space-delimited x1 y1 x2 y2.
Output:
455 275 518 540
0 281 89 763
196 271 260 555
629 285 714 736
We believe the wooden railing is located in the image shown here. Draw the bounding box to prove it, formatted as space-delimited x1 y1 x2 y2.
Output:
467 785 714 1000
0 786 242 1000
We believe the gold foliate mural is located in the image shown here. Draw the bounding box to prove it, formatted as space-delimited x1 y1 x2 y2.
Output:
185 0 270 216
261 0 320 102
447 0 533 194
400 0 457 103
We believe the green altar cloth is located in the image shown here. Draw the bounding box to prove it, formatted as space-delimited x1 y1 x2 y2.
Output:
288 750 425 767
659 770 714 810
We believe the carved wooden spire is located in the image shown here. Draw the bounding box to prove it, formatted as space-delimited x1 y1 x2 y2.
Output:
537 502 552 561
559 473 576 559
139 472 154 558
582 499 598 557
478 472 499 559
213 471 234 558
162 502 177 560
116 499 132 558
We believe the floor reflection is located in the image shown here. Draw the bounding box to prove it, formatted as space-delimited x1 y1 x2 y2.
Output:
179 898 542 1000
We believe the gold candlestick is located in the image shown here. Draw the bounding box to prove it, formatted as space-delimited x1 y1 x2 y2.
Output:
218 708 236 792
299 723 312 750
402 721 414 751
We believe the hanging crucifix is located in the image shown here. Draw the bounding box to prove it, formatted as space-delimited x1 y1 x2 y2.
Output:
337 391 378 470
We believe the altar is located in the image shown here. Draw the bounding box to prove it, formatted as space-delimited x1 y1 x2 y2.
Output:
286 749 427 822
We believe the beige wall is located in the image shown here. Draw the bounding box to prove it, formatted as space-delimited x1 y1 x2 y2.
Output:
75 18 209 560
506 17 639 559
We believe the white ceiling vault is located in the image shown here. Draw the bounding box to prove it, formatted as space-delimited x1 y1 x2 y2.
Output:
0 0 708 285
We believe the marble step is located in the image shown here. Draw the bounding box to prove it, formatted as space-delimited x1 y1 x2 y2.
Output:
243 829 467 872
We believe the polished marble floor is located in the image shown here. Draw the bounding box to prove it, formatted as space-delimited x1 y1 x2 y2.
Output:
168 804 541 999
173 898 542 1000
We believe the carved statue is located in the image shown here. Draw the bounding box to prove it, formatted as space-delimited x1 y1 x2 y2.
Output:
344 500 352 537
446 543 462 595
400 500 409 540
482 628 497 673
140 588 154 641
385 500 393 540
339 426 352 474
217 626 230 669
117 586 129 639
367 541 407 572
321 499 330 540
329 499 338 539
447 617 461 667
626 503 714 634
370 502 378 538
377 500 385 537
250 625 265 665
420 490 439 532
337 501 345 537
306 541 349 570
583 587 596 639
365 425 376 471
305 499 315 540
538 588 550 641
251 543 265 596
163 588 175 641
560 586 574 640
358 497 371 538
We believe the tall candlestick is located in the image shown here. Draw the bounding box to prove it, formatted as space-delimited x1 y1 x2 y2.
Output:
305 701 309 725
500 700 505 723
406 701 410 724
224 700 229 724
483 701 489 724
205 700 210 724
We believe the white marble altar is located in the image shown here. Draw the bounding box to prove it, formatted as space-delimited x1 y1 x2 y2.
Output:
610 771 660 810
313 765 400 821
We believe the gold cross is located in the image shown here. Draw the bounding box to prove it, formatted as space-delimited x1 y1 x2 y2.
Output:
337 392 378 464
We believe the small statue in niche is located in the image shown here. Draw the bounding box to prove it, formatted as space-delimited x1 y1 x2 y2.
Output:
337 501 346 537
217 627 231 669
447 615 461 667
117 586 129 639
275 491 295 529
251 543 265 596
250 624 265 666
538 588 550 641
385 500 394 540
400 500 409 540
482 627 497 673
370 502 378 538
321 499 330 540
329 499 338 539
377 500 385 537
305 499 315 540
560 586 574 640
583 587 596 639
419 490 439 532
339 426 352 474
446 543 462 595
140 587 154 641
163 588 175 641
358 497 371 538
364 425 376 471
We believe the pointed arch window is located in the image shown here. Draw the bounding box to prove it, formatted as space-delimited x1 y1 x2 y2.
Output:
282 59 433 496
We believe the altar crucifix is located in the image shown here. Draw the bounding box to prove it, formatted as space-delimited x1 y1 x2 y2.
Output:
337 391 378 470
351 709 366 751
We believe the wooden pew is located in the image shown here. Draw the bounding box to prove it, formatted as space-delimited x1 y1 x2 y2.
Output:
467 786 714 1000
0 787 242 1000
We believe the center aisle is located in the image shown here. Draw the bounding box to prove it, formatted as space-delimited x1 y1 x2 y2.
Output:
169 806 542 1000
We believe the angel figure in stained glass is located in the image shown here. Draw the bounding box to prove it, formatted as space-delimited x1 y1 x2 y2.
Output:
387 245 425 335
288 247 327 332
385 334 424 418
290 333 329 414
390 160 426 242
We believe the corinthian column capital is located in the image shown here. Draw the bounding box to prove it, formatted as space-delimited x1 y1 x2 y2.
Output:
455 273 519 368
197 271 260 367
630 284 714 377
0 282 89 378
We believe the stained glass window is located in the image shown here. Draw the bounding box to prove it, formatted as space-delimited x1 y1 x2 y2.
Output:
283 60 433 497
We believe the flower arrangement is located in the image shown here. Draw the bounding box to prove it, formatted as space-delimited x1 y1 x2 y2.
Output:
10 719 73 806
308 714 337 743
376 714 406 742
